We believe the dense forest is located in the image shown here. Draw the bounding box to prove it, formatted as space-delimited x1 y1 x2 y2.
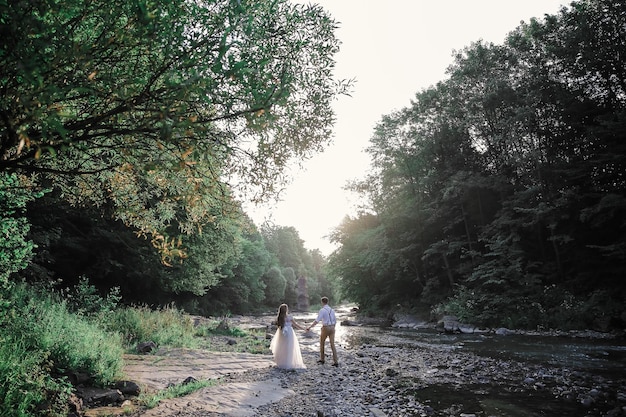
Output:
329 0 626 330
2 0 625 328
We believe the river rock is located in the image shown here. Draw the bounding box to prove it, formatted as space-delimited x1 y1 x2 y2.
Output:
76 387 124 407
136 341 157 353
114 380 140 396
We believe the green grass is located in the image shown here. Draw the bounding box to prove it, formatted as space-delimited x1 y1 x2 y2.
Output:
36 301 124 385
138 378 218 409
0 337 67 417
0 283 123 416
105 304 199 349
194 318 271 353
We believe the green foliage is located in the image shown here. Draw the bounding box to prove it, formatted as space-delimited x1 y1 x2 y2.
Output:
0 339 72 417
139 378 217 409
193 318 269 354
332 0 626 329
0 283 123 416
1 0 350 263
191 226 272 314
437 285 623 331
205 323 248 338
0 173 43 286
162 210 244 295
261 224 334 306
35 302 124 385
262 266 287 306
61 276 121 316
106 304 198 348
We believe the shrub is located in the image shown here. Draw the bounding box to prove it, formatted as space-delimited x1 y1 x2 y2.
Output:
0 173 44 286
34 301 124 385
61 276 121 317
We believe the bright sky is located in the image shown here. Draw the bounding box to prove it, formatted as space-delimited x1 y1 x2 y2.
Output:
248 0 569 255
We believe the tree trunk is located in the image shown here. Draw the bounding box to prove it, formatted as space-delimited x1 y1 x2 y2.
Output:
442 253 455 287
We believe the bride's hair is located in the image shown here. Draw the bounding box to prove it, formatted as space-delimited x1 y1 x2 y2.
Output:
276 304 288 328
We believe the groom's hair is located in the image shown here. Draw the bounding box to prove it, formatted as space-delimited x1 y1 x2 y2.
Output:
321 296 329 304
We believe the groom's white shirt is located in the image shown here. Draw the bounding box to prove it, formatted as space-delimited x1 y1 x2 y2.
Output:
316 305 336 326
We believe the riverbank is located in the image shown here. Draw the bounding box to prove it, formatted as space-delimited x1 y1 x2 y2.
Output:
115 311 626 417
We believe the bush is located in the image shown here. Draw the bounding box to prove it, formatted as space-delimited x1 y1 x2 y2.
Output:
61 276 121 316
34 301 124 385
436 284 624 330
0 173 43 286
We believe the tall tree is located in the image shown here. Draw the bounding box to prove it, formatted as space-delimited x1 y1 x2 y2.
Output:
332 0 626 327
1 0 350 264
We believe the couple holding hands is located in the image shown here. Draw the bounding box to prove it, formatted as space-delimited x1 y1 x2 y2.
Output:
269 297 338 369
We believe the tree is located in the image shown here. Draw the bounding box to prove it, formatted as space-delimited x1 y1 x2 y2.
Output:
1 0 350 263
192 221 275 314
331 0 626 327
260 224 330 306
263 266 286 307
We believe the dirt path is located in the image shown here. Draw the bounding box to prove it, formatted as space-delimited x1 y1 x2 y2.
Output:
123 348 274 392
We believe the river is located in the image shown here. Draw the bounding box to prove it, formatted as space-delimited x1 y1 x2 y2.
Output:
290 307 626 416
344 326 626 375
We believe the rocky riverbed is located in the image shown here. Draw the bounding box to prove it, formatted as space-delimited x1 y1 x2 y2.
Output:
213 336 626 416
107 311 626 417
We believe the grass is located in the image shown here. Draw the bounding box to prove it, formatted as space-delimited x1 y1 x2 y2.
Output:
105 306 271 353
105 304 199 349
0 283 123 416
193 318 271 354
138 378 219 409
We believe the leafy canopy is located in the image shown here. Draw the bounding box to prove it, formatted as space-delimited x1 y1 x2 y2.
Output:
1 0 350 258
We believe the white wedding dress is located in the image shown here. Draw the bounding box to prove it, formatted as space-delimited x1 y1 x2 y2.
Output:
270 315 306 369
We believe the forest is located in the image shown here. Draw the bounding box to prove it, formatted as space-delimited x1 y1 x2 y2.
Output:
2 0 626 331
328 0 626 330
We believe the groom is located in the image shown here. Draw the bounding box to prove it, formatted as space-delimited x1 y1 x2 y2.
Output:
307 296 338 366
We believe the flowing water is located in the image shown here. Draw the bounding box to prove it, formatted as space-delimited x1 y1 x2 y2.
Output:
343 326 626 375
294 309 626 416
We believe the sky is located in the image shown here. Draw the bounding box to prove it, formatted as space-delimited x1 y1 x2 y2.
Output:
248 0 569 255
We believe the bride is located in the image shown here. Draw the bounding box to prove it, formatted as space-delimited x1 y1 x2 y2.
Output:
269 304 306 369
